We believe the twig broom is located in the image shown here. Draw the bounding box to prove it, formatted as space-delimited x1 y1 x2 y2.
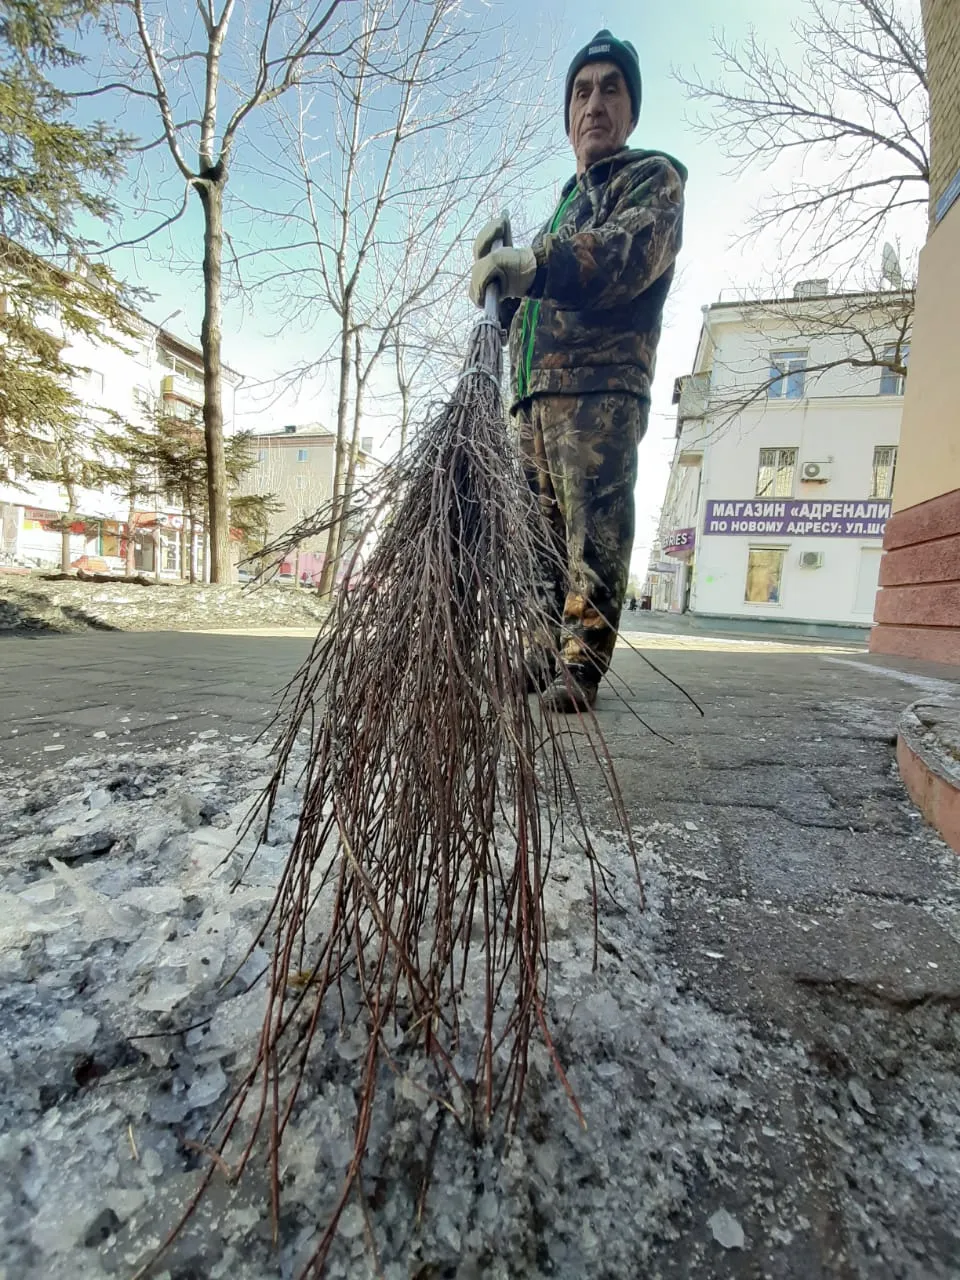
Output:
137 227 637 1278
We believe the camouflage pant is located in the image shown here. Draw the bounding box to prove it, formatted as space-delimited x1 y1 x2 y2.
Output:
516 392 649 679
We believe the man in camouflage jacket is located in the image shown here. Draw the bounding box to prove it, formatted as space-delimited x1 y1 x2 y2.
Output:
470 30 686 712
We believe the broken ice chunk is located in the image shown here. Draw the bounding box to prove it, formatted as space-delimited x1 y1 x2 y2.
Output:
149 1088 191 1125
708 1208 745 1249
186 1064 228 1110
848 1078 876 1116
52 1009 99 1054
138 981 192 1013
118 885 184 915
19 880 57 906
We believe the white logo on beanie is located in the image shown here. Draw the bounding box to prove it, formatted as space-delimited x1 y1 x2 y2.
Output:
588 43 611 55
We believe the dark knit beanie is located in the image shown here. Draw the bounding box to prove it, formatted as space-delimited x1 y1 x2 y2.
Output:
564 29 642 133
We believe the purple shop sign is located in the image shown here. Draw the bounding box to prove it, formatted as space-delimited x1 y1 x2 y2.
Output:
703 498 891 539
664 527 695 555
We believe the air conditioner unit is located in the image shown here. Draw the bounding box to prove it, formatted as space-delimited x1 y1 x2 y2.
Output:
799 551 823 569
801 460 831 483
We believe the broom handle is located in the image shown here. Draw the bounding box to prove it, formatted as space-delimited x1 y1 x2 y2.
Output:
483 209 510 322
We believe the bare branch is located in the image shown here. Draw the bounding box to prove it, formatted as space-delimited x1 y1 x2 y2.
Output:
98 185 192 253
676 0 929 270
130 0 195 180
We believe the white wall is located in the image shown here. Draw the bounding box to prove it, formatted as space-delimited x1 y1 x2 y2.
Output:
661 303 906 628
655 452 701 611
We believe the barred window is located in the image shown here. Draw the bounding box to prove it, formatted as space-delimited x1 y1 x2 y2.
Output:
756 447 798 498
871 446 898 499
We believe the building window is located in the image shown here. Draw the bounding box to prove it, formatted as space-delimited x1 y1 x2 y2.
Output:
296 475 306 490
257 448 267 462
297 448 308 462
767 350 807 399
745 547 786 605
879 343 909 395
756 447 798 498
871 446 898 499
162 534 180 573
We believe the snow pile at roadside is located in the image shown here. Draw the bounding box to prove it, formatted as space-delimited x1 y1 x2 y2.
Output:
0 577 327 634
0 739 822 1280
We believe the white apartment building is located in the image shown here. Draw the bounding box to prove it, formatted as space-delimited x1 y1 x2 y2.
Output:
651 284 908 635
0 287 242 575
241 424 379 584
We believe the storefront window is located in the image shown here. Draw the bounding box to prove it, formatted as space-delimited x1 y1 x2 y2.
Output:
745 547 786 605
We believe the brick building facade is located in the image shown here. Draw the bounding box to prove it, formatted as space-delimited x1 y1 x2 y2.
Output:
926 0 960 215
870 0 960 664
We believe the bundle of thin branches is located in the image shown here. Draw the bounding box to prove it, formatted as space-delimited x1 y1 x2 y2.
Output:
141 312 636 1277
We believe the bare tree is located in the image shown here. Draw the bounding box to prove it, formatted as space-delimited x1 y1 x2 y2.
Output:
90 0 346 581
244 0 556 593
379 202 472 451
677 0 929 271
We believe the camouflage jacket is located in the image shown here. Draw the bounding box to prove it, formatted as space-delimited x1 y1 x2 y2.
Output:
503 147 686 410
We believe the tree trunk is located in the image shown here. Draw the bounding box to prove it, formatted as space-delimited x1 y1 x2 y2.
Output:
61 477 78 572
317 320 353 597
188 514 197 584
399 380 411 452
60 520 73 573
125 496 137 575
179 520 188 579
154 525 162 583
197 178 231 584
395 341 412 453
334 338 365 567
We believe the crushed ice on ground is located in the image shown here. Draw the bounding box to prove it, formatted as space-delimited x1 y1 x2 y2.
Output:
1 741 957 1278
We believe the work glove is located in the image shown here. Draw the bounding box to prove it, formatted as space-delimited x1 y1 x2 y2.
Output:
469 246 537 308
473 213 513 259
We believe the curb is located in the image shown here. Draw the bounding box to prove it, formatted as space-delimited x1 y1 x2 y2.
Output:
898 699 960 855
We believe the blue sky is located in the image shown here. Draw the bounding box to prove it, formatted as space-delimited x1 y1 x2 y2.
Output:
76 0 882 571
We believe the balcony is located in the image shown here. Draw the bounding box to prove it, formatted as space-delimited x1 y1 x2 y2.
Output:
161 372 204 407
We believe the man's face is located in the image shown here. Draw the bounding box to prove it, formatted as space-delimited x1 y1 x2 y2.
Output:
568 61 634 174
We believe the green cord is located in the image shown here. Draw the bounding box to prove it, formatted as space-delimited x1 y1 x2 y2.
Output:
517 184 580 400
